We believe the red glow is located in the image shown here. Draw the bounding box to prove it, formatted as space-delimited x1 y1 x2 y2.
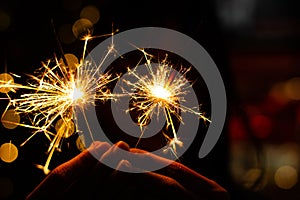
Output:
250 114 273 139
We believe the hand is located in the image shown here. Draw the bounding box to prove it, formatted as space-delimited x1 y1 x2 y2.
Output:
26 141 229 200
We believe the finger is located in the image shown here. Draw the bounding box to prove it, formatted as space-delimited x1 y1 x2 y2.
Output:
99 140 130 168
71 140 130 182
60 141 131 199
128 148 229 200
58 141 111 180
26 141 111 200
62 157 195 200
107 159 197 200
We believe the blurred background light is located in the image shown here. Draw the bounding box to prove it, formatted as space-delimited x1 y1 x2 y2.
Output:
80 5 100 25
274 165 298 190
72 18 94 39
1 109 20 130
0 142 18 163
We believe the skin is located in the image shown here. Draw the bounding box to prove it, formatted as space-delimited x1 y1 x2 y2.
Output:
26 141 230 200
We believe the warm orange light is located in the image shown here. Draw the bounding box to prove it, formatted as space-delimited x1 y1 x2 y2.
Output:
0 142 18 163
151 85 171 100
1 109 20 129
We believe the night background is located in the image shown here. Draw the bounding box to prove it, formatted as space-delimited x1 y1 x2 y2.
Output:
0 0 300 199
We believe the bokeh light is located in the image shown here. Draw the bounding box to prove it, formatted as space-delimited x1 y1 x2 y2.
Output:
269 77 300 104
228 115 247 140
274 165 298 190
277 143 300 169
268 81 290 107
72 18 94 39
80 5 100 25
229 142 259 184
0 142 18 163
1 109 20 130
0 73 14 93
250 114 272 139
76 135 86 152
55 118 75 138
59 53 79 71
284 77 300 101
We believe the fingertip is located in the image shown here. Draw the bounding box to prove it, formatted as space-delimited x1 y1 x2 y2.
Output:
88 141 103 149
88 141 110 151
114 141 130 151
98 141 130 169
88 141 111 159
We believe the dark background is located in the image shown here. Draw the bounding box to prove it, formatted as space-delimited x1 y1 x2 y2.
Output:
0 0 300 199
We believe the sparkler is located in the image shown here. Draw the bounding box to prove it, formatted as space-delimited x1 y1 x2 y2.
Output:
123 49 211 155
1 34 119 174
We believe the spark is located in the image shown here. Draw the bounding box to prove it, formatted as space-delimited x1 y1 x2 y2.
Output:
124 50 211 156
1 33 119 174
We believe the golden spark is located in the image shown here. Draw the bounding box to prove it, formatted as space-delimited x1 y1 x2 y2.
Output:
124 49 211 156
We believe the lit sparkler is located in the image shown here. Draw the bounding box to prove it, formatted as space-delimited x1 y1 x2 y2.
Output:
123 49 211 155
1 34 119 174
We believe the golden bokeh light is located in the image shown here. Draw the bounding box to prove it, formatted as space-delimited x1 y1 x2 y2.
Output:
76 135 86 151
55 118 75 138
269 81 289 104
0 73 14 93
72 18 94 39
0 142 18 163
59 53 79 71
80 5 100 24
284 77 300 100
274 165 298 190
1 109 20 129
